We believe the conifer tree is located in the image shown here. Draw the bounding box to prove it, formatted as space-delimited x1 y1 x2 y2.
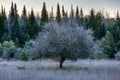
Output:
26 9 39 38
110 11 120 50
75 6 79 19
70 5 74 19
19 5 28 46
41 2 48 26
56 3 61 23
11 3 21 46
95 12 105 39
99 31 116 58
79 8 84 25
50 6 54 20
62 5 65 17
75 6 80 24
0 6 6 42
89 9 96 29
8 2 14 36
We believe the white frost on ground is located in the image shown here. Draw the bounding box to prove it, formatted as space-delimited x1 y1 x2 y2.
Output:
0 59 120 80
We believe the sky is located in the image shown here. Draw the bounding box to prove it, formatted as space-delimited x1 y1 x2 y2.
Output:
0 0 120 17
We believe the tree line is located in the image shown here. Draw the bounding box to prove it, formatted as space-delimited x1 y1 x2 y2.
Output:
0 2 120 59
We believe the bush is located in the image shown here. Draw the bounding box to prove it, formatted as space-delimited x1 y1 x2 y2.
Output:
115 51 120 60
0 43 3 57
94 52 105 59
15 48 28 61
2 40 16 59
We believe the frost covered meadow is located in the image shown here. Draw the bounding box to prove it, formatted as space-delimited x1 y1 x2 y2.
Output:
0 59 120 80
0 0 120 80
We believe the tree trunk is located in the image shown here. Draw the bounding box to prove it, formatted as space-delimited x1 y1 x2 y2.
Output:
60 56 65 69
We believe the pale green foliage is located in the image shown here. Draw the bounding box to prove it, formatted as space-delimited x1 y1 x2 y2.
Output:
2 40 16 59
15 48 28 60
99 31 116 58
94 52 105 59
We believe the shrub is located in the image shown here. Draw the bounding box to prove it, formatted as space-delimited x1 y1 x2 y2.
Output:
0 43 3 57
24 40 39 60
2 40 16 59
94 52 105 59
15 48 28 61
115 51 120 60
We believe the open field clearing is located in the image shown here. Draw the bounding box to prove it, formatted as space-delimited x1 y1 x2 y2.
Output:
0 59 120 80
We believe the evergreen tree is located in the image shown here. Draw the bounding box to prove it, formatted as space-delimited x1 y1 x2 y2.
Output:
0 6 6 42
110 11 120 50
56 3 61 23
1 7 10 41
62 5 65 17
88 9 96 29
80 8 83 18
19 5 28 46
8 2 14 36
117 11 119 21
41 2 48 26
26 9 39 38
99 31 116 58
75 6 80 23
69 5 76 24
21 5 27 32
95 12 105 39
70 5 74 19
11 3 21 46
50 6 54 20
79 8 84 25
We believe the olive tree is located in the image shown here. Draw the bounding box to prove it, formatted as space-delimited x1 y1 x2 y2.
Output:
29 22 97 68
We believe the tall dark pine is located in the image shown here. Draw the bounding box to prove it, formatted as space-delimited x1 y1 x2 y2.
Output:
50 6 54 20
0 6 7 42
62 5 65 17
41 2 48 26
56 3 61 23
89 9 96 29
75 6 80 24
95 12 105 39
117 11 119 21
11 3 21 46
80 8 83 18
79 8 84 25
26 9 39 38
19 5 28 46
70 5 74 19
8 2 14 36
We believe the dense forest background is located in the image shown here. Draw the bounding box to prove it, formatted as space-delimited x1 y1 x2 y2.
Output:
0 2 120 62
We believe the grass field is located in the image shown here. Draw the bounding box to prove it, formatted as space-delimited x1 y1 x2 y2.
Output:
0 59 120 80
